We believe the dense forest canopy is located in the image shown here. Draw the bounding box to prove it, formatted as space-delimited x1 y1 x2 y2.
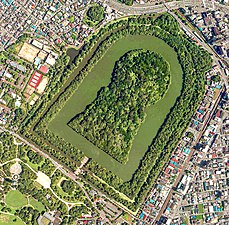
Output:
68 49 170 163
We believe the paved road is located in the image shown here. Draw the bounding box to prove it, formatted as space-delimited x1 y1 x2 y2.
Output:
136 8 228 222
106 0 225 16
106 0 228 87
106 0 183 15
152 9 228 221
154 85 224 222
0 127 113 223
0 128 88 198
169 10 228 87
1 1 228 220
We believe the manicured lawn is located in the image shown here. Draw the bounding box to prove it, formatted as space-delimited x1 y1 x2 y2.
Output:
122 213 132 223
198 203 204 213
5 190 27 209
29 197 45 212
196 214 204 220
0 213 24 225
14 42 24 55
183 216 189 225
49 35 183 181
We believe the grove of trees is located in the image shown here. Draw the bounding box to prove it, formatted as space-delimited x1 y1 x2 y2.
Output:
16 206 40 225
27 150 43 164
85 4 105 26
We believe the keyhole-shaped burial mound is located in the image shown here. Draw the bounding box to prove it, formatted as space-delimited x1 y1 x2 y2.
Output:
68 49 171 164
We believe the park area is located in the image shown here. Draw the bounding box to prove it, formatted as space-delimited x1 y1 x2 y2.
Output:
4 190 45 212
5 190 27 209
48 34 183 181
0 189 46 225
0 214 24 225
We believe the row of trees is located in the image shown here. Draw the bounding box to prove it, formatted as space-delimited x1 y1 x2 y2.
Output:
19 13 212 211
20 52 84 171
1 131 89 221
82 14 212 210
69 49 170 163
26 16 161 169
27 150 43 164
0 132 17 163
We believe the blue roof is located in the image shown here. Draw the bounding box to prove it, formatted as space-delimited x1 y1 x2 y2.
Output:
184 148 191 154
139 212 145 220
34 57 41 66
1 0 13 5
198 109 204 114
216 84 221 89
150 199 155 203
